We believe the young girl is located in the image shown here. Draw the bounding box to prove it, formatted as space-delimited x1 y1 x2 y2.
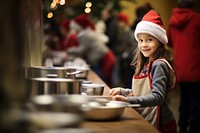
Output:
109 10 177 133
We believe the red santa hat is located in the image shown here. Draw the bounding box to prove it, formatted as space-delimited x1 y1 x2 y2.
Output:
134 10 168 45
118 12 129 25
60 19 70 31
73 14 95 30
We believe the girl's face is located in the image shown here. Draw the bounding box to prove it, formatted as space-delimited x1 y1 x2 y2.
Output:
137 33 160 60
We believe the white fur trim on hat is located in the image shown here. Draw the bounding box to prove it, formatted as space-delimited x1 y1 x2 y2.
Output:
70 20 83 31
134 21 168 45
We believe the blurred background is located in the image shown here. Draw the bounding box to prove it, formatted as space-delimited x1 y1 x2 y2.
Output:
0 0 200 132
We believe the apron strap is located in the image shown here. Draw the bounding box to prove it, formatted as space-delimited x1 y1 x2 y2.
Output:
152 58 177 91
153 59 175 72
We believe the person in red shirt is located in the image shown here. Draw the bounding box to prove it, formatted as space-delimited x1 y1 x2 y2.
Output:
60 19 79 50
68 14 116 86
167 0 200 133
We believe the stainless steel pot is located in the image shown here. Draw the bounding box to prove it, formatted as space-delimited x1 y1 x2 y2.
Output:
82 83 105 95
25 66 77 79
26 77 83 97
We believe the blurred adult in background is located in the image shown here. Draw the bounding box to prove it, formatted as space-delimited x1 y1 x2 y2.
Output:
95 20 109 44
114 12 137 88
42 23 68 66
101 7 119 86
60 19 79 50
167 0 200 133
68 14 116 86
131 2 153 32
101 6 119 51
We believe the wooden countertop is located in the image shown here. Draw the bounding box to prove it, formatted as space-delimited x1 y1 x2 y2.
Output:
81 70 159 133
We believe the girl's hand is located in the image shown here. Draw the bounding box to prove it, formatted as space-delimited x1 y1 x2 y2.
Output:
127 92 135 97
112 95 128 102
109 87 123 96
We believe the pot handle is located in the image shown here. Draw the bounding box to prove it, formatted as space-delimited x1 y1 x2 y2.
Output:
46 74 58 78
65 70 83 75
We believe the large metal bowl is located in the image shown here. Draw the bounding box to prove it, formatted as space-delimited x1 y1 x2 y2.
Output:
82 101 141 121
83 106 125 121
82 101 125 120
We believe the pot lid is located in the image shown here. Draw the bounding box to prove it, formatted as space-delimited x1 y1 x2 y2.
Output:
29 77 80 82
27 66 77 70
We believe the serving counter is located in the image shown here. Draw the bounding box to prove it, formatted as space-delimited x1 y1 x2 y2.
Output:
81 70 160 133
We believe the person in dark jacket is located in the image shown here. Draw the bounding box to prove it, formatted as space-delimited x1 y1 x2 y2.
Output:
167 0 200 133
101 7 118 50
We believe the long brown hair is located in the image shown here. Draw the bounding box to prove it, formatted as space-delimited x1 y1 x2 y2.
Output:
131 42 173 76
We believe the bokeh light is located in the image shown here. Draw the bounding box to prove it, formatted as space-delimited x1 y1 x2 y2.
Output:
47 12 53 18
85 7 91 13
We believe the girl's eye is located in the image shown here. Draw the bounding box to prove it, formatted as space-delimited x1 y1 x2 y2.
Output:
147 38 152 42
138 39 143 42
